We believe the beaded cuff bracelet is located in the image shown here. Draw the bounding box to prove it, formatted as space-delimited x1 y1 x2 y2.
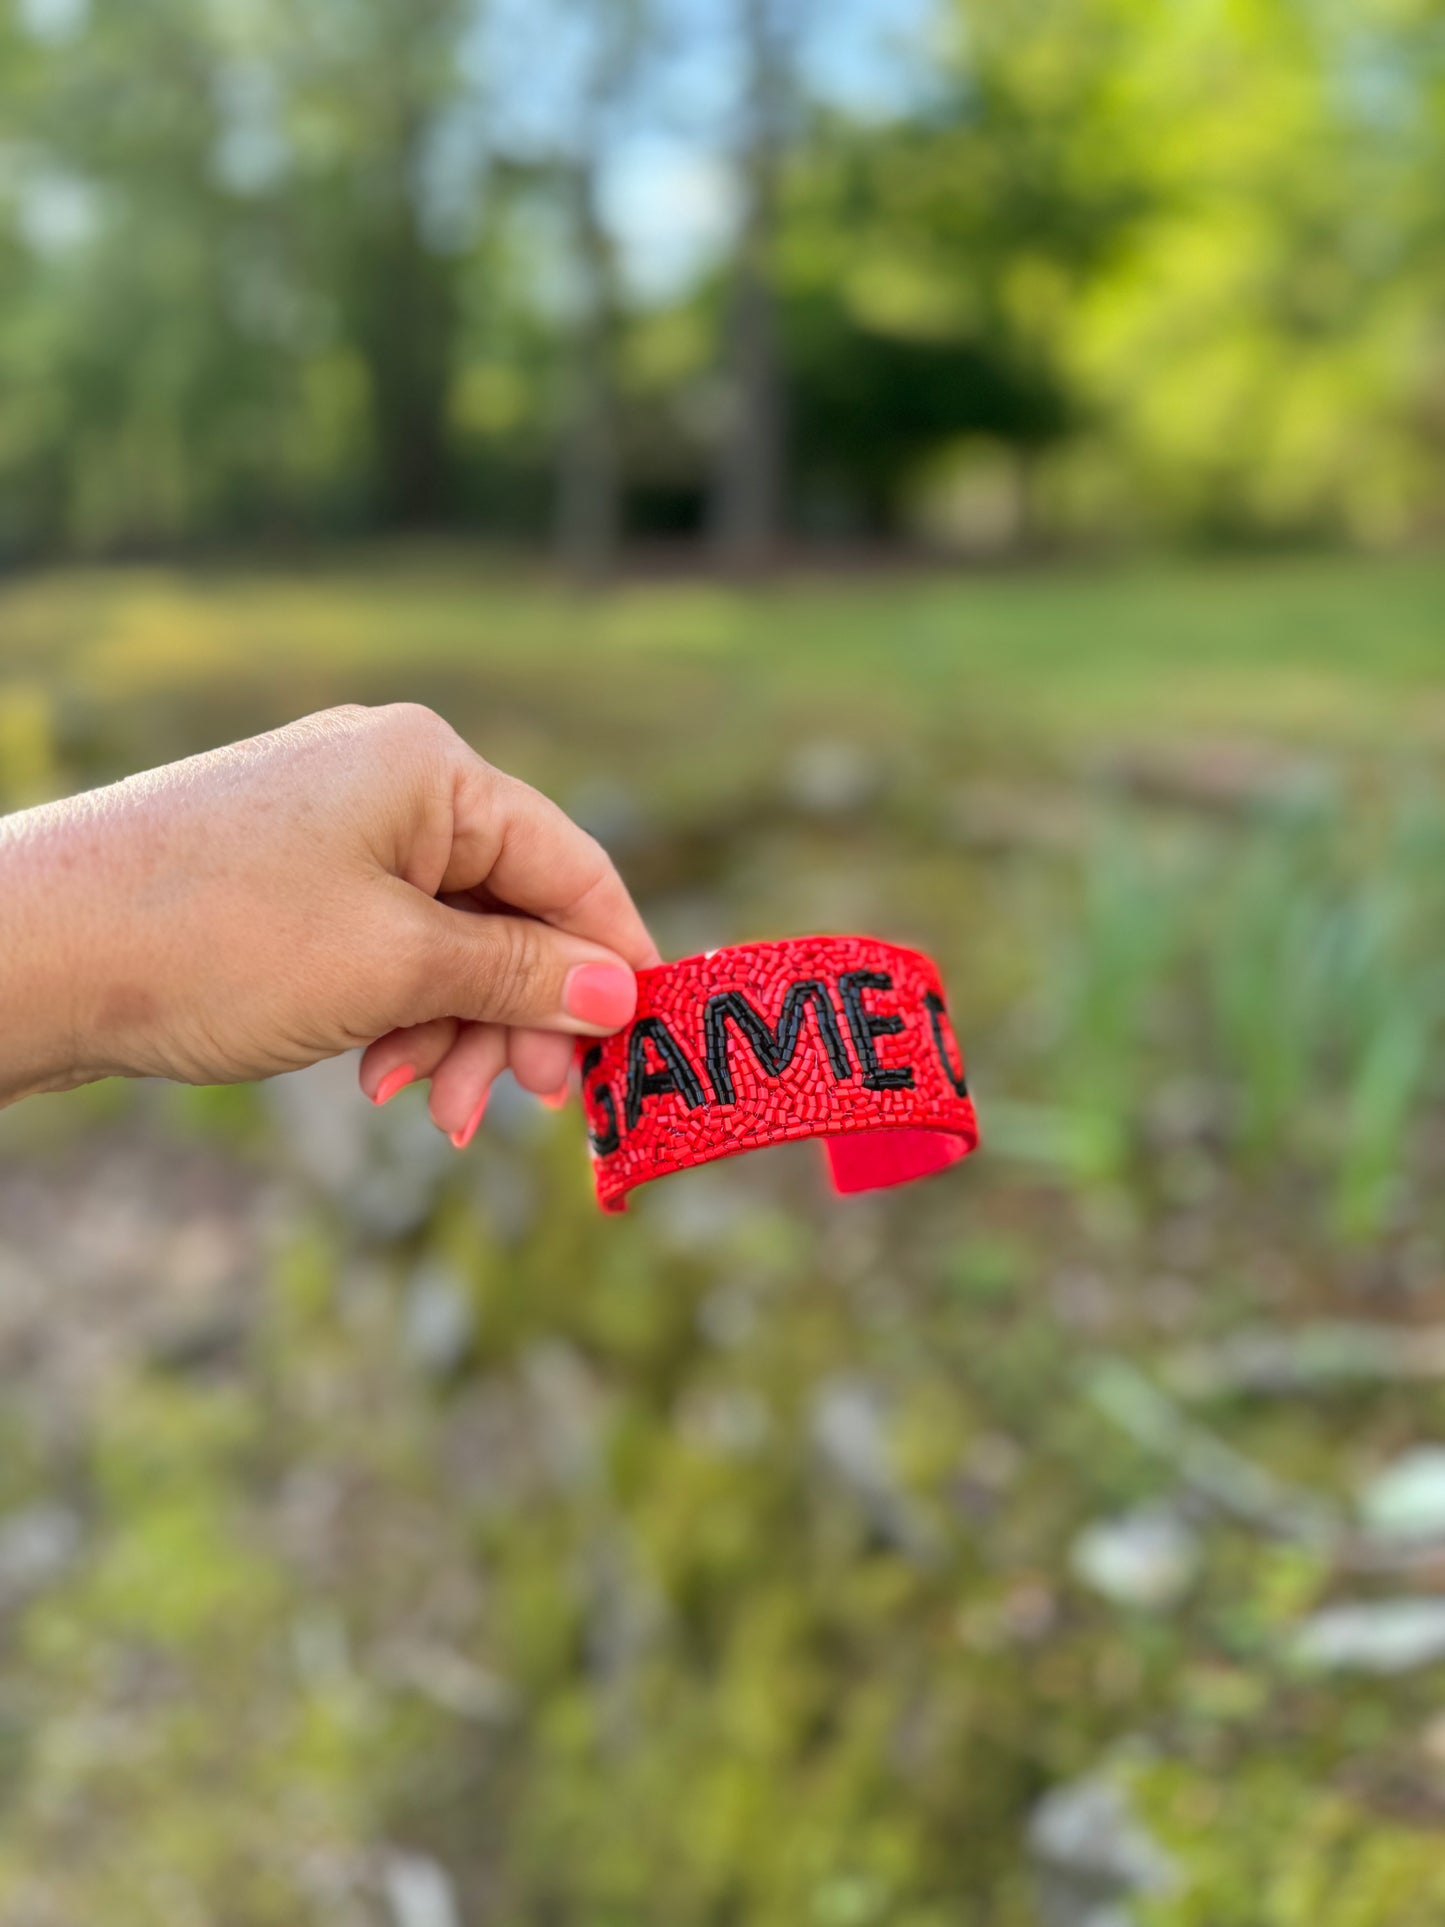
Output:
576 935 979 1212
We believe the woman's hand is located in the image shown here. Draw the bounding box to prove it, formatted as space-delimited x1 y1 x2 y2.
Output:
0 704 659 1144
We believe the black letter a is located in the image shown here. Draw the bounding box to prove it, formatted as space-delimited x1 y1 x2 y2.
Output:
625 1017 707 1131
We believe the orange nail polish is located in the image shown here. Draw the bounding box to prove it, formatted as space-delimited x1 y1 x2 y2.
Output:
450 1092 488 1150
539 1086 569 1110
374 1065 416 1106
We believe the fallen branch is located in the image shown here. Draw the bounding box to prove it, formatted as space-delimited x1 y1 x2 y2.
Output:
1086 1356 1445 1576
1166 1323 1445 1401
1085 1356 1342 1545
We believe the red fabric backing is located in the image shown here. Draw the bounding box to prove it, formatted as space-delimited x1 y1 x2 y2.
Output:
576 935 979 1213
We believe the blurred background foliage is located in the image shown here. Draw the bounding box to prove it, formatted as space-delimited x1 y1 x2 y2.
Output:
4 0 1445 563
4 0 1445 1923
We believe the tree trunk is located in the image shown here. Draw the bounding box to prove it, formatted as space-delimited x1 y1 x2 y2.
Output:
555 159 621 582
344 18 460 534
355 197 455 529
711 0 790 572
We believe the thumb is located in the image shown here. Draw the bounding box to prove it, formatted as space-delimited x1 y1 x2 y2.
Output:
409 896 641 1035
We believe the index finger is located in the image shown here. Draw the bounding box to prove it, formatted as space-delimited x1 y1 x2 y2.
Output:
441 756 661 970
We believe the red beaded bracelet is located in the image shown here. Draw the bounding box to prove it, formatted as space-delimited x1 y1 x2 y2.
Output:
575 935 979 1213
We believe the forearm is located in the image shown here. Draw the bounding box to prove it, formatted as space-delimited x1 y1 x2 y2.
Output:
0 796 123 1105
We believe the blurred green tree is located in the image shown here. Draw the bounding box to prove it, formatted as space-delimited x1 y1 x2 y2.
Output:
0 0 303 550
269 0 472 526
3 0 1445 555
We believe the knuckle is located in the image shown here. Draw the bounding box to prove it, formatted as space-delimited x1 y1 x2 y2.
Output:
563 834 622 915
391 906 450 1026
374 701 455 752
574 827 611 874
481 918 547 1017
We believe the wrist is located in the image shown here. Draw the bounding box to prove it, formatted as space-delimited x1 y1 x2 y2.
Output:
0 796 132 1103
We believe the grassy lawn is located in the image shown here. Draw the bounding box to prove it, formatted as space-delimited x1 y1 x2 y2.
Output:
4 548 1445 785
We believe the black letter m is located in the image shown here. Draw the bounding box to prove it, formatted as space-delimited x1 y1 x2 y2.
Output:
704 979 853 1104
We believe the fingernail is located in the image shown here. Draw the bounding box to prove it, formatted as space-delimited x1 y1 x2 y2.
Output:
374 1065 416 1107
450 1092 488 1151
539 1086 569 1110
564 962 637 1029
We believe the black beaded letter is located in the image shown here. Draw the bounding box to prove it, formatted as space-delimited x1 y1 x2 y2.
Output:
838 970 915 1091
924 991 968 1098
581 1044 621 1156
704 979 854 1104
624 1017 708 1131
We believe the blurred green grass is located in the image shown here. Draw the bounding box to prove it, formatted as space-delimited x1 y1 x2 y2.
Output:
5 548 1445 780
1 552 1444 1925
